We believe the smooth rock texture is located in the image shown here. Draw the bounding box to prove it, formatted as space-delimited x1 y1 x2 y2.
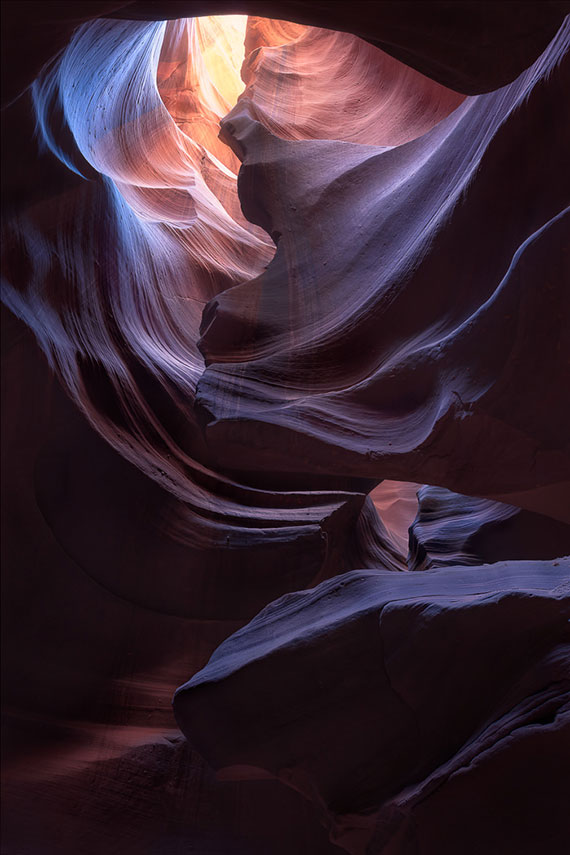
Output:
2 4 570 854
408 486 570 570
174 561 570 854
198 22 570 514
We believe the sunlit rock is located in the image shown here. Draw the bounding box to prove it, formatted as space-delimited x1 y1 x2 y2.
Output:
2 5 569 854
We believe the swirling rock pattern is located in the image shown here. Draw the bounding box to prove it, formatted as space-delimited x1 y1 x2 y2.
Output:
2 3 569 854
198 21 570 515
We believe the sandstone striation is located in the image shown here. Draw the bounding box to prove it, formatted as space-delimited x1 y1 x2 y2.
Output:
2 4 569 853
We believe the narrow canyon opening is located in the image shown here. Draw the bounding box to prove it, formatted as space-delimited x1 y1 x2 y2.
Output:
2 5 568 855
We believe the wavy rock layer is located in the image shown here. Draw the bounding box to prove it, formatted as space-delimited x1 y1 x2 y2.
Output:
2 4 570 855
174 561 570 855
409 486 570 571
199 20 570 518
3 2 569 105
3 14 411 638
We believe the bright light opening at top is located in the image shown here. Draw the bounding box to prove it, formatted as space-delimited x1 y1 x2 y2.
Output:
197 15 248 110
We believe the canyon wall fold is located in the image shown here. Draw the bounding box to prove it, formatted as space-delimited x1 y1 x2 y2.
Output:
2 4 569 854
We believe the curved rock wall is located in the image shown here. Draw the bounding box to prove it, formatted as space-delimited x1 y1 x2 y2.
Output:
2 4 569 854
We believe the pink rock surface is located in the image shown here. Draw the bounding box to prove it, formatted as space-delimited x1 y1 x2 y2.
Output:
2 4 569 853
198 21 570 515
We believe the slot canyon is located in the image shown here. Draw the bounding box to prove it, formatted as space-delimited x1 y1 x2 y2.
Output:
1 3 569 853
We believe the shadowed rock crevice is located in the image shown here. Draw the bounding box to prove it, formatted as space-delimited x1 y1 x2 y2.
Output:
2 5 569 854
